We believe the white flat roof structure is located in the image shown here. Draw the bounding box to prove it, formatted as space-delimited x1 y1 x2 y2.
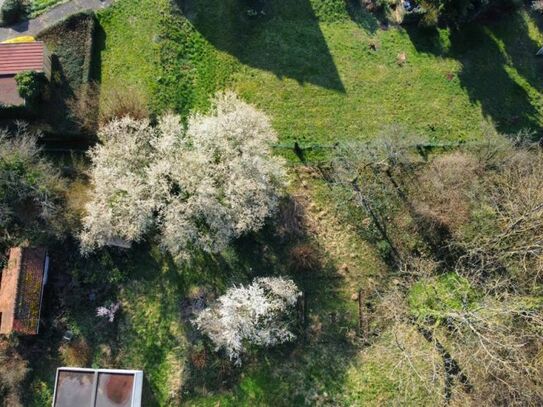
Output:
52 367 143 407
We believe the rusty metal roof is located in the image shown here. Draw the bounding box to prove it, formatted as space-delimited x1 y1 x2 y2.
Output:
0 42 46 75
0 247 48 335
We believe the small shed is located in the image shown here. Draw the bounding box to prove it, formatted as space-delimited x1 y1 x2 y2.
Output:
0 247 49 335
52 367 144 407
0 41 51 107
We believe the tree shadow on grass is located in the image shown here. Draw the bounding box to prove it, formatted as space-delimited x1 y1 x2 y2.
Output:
180 0 346 92
21 193 362 405
38 55 78 134
405 11 543 137
182 196 361 404
346 0 383 34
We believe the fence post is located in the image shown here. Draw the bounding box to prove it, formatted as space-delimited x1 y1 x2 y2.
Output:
297 292 308 341
358 289 368 342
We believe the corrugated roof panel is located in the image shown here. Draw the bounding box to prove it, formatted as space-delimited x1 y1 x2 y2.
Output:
0 42 46 75
0 247 47 335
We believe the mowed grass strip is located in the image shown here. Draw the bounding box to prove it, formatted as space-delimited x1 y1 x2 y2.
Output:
97 0 163 109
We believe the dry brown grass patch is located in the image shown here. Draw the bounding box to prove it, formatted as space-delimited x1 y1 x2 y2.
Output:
414 152 481 233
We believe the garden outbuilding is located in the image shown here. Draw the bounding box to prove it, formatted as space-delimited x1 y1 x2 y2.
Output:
52 368 144 407
0 41 51 106
0 247 49 335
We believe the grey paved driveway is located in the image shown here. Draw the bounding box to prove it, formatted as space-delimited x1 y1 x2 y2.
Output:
0 0 113 41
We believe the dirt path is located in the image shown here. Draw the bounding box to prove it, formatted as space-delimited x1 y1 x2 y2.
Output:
293 167 387 293
0 0 113 41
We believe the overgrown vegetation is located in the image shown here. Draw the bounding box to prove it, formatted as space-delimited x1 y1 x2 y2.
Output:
0 340 29 407
331 132 543 404
0 124 66 252
2 0 543 406
15 71 46 105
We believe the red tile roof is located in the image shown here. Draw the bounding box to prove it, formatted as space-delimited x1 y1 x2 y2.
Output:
0 247 48 335
0 42 47 75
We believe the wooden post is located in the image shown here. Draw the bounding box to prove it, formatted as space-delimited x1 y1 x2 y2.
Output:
297 292 308 342
358 289 368 341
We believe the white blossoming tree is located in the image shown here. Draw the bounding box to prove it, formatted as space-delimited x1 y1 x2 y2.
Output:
80 92 286 259
192 277 301 364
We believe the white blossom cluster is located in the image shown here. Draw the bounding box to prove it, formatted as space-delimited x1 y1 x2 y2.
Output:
80 92 286 259
96 302 121 323
192 277 301 365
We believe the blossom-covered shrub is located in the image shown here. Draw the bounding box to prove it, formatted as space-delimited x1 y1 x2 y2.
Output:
192 277 301 365
80 92 286 259
96 302 121 323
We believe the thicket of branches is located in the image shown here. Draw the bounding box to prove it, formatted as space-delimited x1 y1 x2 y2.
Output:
0 341 29 407
0 124 66 250
332 129 543 405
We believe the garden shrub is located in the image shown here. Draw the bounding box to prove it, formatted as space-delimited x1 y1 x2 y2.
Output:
15 71 46 104
408 273 478 323
0 0 26 26
289 244 321 273
275 196 305 241
67 82 100 133
0 123 66 246
417 0 522 26
59 339 92 366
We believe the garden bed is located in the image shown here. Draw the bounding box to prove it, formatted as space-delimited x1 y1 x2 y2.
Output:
31 0 69 18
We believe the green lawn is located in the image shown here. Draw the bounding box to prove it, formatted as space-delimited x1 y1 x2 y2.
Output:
22 1 543 406
96 0 236 116
95 0 164 110
97 0 543 145
227 5 543 145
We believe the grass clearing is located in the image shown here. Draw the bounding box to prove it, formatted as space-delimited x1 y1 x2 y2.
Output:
96 0 236 116
230 8 543 146
96 0 543 144
95 0 163 110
